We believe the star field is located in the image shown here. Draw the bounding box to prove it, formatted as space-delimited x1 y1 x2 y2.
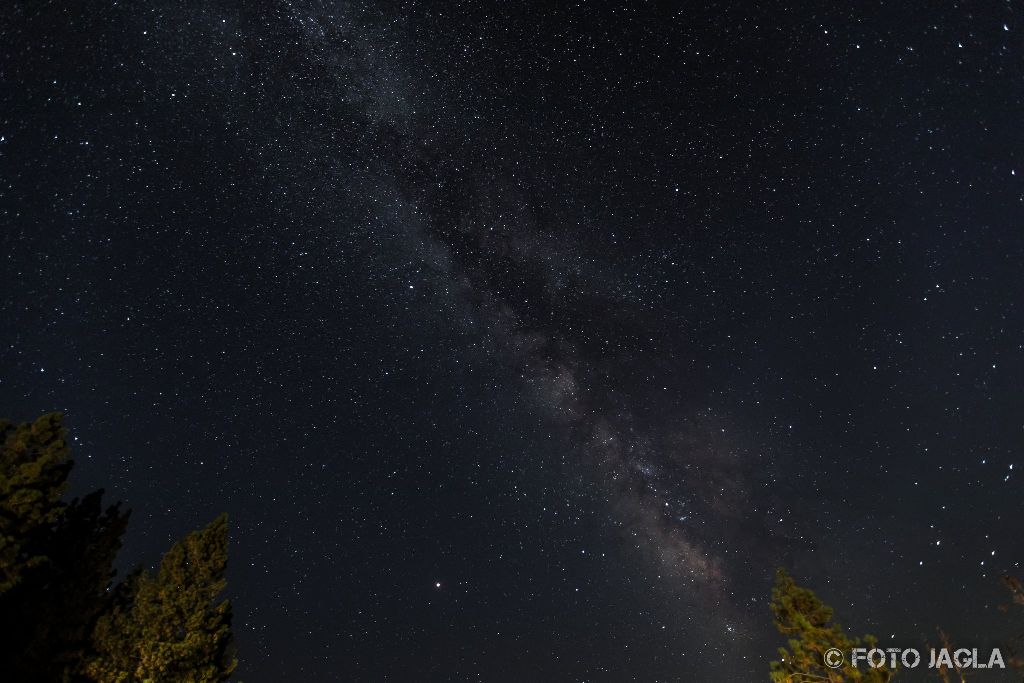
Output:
2 2 1024 681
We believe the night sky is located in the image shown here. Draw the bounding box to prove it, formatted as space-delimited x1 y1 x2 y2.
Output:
3 2 1024 681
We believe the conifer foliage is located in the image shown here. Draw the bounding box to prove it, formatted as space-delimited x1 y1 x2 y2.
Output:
85 514 236 682
769 568 894 682
0 413 236 681
0 412 74 592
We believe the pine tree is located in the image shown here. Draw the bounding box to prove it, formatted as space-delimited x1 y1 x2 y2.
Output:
1 412 236 681
0 413 74 592
999 575 1024 672
770 568 894 682
0 413 130 680
1 489 129 681
86 514 237 682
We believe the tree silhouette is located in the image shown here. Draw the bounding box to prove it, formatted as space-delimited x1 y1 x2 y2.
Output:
770 568 895 682
0 412 74 592
0 413 236 681
86 514 236 682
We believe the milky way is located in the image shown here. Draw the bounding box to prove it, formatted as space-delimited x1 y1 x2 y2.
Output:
404 165 746 587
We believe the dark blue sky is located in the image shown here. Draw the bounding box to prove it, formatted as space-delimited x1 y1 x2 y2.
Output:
3 1 1023 680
